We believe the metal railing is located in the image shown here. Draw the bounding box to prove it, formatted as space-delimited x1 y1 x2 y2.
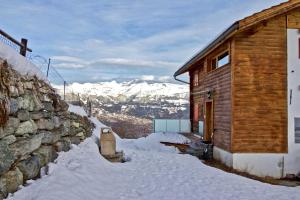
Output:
0 29 32 56
0 28 82 105
27 54 81 102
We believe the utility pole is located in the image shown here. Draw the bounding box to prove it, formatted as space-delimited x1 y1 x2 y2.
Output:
63 81 66 100
46 58 51 77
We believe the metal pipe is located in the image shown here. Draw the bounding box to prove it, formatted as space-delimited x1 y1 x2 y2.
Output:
174 75 189 84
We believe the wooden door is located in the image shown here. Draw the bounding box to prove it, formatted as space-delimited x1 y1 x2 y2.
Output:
205 101 213 142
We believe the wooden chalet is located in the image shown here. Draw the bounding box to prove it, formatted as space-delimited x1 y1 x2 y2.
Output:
174 0 300 178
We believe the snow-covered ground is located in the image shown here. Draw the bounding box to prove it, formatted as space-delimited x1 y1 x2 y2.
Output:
6 106 300 200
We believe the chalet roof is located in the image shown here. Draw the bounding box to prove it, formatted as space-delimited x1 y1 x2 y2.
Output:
174 0 300 78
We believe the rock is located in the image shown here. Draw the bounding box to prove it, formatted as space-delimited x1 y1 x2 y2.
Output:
31 112 43 120
31 92 44 112
76 132 85 140
34 146 57 166
3 168 23 194
17 156 40 180
9 133 43 159
16 82 24 95
0 178 7 197
17 95 32 111
0 128 4 139
55 99 69 112
41 94 52 102
9 86 19 97
60 120 71 136
17 110 30 121
31 110 53 120
2 117 20 137
72 122 80 128
39 87 50 94
40 131 60 144
23 81 33 89
0 177 7 199
9 98 19 115
54 139 71 152
43 102 54 112
36 119 55 130
2 135 16 145
15 120 38 136
0 142 15 176
42 111 52 119
56 111 68 118
53 116 61 128
69 136 81 145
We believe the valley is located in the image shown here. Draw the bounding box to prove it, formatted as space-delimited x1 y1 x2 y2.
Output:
56 80 190 138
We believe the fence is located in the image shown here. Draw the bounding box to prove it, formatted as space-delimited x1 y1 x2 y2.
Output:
0 29 32 56
0 28 88 111
153 119 191 133
153 119 204 137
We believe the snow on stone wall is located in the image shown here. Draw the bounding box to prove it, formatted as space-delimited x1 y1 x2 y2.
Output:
0 41 47 82
0 61 94 200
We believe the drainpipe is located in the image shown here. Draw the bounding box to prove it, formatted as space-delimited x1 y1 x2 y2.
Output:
174 75 189 84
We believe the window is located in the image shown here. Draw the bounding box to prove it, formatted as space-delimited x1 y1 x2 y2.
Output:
217 51 229 67
198 121 204 137
210 51 230 71
193 72 199 87
295 118 300 143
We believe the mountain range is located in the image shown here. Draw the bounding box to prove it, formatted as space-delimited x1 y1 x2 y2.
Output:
54 80 190 138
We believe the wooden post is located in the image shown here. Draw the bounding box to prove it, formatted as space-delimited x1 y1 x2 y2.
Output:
63 81 66 101
88 100 92 117
20 38 28 56
46 58 51 77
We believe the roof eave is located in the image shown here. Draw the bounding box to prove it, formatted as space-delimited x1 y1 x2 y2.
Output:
174 21 240 78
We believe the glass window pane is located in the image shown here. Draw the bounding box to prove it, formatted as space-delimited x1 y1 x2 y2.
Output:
218 52 229 67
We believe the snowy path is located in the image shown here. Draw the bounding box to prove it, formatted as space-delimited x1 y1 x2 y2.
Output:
6 106 300 200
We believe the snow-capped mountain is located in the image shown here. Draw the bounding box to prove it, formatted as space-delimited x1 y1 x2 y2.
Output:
57 80 189 103
54 80 189 138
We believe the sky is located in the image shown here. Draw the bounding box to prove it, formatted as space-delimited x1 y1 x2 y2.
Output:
0 0 286 83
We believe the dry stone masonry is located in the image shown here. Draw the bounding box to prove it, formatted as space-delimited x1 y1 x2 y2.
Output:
0 60 94 199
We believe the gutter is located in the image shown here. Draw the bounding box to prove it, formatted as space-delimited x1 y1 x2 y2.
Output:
173 21 239 79
174 75 189 84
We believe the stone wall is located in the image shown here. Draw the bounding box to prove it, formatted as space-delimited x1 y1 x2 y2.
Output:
0 60 94 199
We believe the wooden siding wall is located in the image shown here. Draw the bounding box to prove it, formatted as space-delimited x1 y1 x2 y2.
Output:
232 15 288 153
191 43 232 151
287 8 300 28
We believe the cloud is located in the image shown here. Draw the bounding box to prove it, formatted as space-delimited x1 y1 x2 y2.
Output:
141 75 155 81
0 0 287 83
51 56 180 69
158 76 172 82
54 63 85 69
51 56 85 63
